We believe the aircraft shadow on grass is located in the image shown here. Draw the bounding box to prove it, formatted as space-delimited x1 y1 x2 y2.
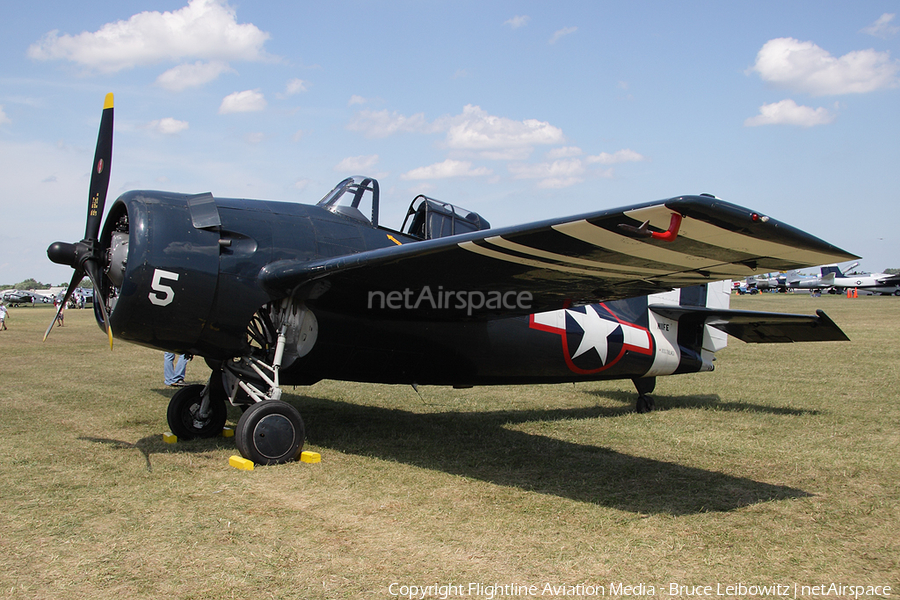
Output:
80 390 246 473
82 391 812 516
587 389 822 416
80 431 239 473
294 393 812 516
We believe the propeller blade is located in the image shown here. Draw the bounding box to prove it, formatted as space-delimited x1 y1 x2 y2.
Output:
45 93 116 348
43 268 84 342
85 93 114 242
84 260 114 350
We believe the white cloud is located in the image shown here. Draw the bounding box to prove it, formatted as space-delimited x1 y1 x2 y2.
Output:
348 105 565 159
744 99 836 127
147 117 189 134
546 146 582 159
0 106 10 126
346 105 641 187
28 0 270 73
244 132 265 144
862 13 899 39
508 151 637 188
550 27 577 45
285 78 308 95
401 160 492 180
348 95 368 106
335 154 379 172
504 15 530 29
347 109 433 137
443 105 565 155
219 89 266 114
586 149 645 164
538 177 587 189
155 60 234 91
509 159 585 187
749 37 900 96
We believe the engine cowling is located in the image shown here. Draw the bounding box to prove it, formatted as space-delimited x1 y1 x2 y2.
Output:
97 191 269 358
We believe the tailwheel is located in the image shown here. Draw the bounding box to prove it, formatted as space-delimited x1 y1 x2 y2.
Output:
235 400 305 465
632 376 656 414
167 383 228 440
635 394 655 414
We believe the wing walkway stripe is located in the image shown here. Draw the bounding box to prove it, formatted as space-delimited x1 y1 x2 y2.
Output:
483 235 670 276
458 241 637 279
459 241 717 282
552 220 759 277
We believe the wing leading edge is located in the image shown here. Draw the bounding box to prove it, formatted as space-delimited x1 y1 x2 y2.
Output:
259 195 857 319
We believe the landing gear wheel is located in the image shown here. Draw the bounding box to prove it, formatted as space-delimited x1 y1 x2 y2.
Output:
167 384 228 440
632 377 657 414
636 394 655 414
235 401 305 465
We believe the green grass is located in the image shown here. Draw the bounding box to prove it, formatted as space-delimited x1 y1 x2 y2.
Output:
0 296 897 598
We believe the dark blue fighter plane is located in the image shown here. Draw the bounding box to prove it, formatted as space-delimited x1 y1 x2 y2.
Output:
47 95 858 464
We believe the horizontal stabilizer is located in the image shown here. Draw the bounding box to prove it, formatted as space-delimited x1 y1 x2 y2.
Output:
648 305 849 343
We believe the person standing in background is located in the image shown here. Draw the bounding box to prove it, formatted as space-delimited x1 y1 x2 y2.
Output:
164 352 188 387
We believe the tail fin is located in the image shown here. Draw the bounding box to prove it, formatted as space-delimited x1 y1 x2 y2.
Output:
820 264 843 277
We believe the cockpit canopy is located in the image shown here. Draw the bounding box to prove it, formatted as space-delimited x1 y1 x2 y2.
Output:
401 195 490 240
318 176 491 240
317 176 380 226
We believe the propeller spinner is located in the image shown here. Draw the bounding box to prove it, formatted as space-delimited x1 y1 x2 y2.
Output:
45 93 115 348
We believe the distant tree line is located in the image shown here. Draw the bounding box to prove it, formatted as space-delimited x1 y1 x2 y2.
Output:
1 277 91 290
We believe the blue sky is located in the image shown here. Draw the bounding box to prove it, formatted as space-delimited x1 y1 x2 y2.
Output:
1 1 898 286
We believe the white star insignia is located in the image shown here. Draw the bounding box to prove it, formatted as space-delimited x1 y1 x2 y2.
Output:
566 305 618 363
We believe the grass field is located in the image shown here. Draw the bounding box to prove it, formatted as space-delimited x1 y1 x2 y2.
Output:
0 295 897 599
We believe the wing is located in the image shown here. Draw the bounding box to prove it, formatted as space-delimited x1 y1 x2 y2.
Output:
260 195 857 319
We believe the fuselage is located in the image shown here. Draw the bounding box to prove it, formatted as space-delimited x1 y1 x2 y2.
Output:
97 190 728 388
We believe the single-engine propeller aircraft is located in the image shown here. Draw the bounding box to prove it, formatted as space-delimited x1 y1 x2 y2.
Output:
1 290 35 306
46 95 858 465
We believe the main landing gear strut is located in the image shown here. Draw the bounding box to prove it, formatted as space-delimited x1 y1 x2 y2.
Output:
165 324 305 465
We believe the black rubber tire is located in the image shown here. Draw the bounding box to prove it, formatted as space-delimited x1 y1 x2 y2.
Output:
636 394 655 414
235 401 305 465
167 384 228 440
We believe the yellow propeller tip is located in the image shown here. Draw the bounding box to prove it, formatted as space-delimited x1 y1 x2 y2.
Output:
104 93 114 109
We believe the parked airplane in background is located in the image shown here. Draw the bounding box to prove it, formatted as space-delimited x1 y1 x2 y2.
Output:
785 270 835 291
749 272 786 292
1 290 35 306
819 264 900 295
45 94 858 465
784 263 900 295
